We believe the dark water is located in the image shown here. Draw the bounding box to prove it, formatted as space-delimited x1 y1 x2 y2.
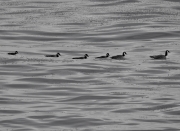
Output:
0 0 180 130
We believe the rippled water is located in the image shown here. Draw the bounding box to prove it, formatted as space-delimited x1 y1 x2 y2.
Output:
0 0 180 130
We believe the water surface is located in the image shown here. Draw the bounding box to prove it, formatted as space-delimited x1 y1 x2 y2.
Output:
0 0 180 130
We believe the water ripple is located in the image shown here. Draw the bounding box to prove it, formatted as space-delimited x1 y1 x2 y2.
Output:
1 0 180 130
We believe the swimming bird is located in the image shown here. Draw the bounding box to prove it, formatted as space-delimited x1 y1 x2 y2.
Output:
111 52 127 59
72 54 89 59
45 53 61 57
150 50 170 59
96 53 109 58
8 51 18 55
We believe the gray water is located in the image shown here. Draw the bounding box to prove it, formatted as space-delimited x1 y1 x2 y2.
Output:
0 0 180 130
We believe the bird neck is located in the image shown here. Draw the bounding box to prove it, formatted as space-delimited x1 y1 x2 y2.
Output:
165 51 168 56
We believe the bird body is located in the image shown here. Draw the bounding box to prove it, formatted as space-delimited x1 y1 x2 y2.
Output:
150 50 170 59
45 53 61 57
8 51 18 55
111 52 127 59
96 53 109 58
72 54 89 59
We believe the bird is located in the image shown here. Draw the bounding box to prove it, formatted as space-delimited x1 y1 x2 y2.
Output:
150 50 170 59
96 53 109 58
45 53 61 57
111 52 127 59
8 51 18 55
72 54 89 59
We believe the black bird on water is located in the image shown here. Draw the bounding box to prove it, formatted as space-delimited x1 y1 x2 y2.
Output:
8 51 18 55
96 53 109 58
150 50 170 59
111 52 127 59
72 54 89 59
45 53 61 57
